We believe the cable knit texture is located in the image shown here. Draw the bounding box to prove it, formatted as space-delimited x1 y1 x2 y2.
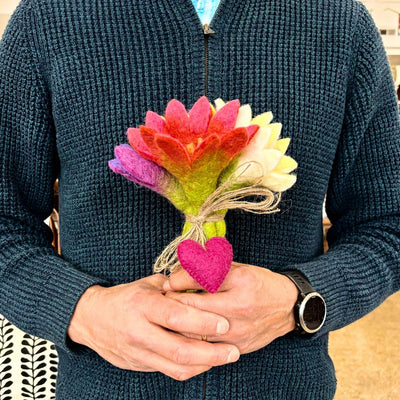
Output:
0 0 399 399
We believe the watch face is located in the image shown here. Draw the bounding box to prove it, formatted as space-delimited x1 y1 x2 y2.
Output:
300 293 326 333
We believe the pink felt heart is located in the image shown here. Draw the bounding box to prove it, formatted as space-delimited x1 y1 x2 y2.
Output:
177 237 233 293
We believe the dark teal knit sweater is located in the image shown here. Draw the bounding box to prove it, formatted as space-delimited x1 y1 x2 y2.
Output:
1 0 399 399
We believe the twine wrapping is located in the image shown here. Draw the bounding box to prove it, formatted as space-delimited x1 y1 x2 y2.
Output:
153 162 282 274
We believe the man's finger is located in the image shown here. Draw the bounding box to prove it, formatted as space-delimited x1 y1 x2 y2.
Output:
164 290 231 316
144 294 230 336
135 325 240 370
125 345 212 381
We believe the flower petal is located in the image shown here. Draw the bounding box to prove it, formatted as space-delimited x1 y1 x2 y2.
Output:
274 138 290 153
155 134 191 170
127 127 156 162
234 104 252 128
242 127 271 156
108 158 136 181
262 172 297 192
275 155 298 173
251 111 273 128
191 134 220 165
208 100 240 137
219 127 249 160
139 126 163 164
113 144 168 193
233 160 264 182
210 103 216 116
246 125 260 142
145 111 166 133
189 96 212 139
266 123 283 147
164 99 191 144
214 98 226 111
261 149 283 172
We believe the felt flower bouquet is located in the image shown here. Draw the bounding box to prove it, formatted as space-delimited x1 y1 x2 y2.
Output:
109 97 297 293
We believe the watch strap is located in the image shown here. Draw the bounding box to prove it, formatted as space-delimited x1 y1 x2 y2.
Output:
280 270 314 294
280 270 326 335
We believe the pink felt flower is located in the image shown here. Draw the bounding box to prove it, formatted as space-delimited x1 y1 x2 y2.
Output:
127 97 259 188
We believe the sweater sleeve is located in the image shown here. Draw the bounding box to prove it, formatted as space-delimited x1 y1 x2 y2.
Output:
289 4 400 336
0 4 108 351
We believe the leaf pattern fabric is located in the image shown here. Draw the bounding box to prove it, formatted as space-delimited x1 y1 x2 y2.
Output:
0 315 58 400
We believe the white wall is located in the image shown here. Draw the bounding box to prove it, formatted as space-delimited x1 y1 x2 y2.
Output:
362 0 399 28
0 0 20 38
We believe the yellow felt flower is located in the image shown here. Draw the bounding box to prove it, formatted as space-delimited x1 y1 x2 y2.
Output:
215 99 297 192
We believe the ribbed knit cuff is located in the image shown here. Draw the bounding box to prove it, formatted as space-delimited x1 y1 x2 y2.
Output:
285 249 350 338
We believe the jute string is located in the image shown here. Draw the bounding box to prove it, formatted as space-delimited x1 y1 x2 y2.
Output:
153 162 282 274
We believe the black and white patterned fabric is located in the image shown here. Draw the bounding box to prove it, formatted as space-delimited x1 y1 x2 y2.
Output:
0 314 58 400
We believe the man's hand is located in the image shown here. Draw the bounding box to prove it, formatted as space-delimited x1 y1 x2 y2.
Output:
67 274 240 381
163 262 298 354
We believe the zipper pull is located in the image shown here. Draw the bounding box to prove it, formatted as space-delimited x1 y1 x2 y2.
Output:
203 24 215 35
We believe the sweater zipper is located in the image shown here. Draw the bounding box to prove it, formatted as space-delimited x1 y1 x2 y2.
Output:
200 26 213 389
200 12 221 400
203 24 215 98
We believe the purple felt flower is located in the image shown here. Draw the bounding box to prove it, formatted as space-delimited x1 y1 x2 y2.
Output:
109 144 167 194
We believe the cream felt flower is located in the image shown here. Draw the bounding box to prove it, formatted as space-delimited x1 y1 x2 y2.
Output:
238 118 297 192
215 99 297 192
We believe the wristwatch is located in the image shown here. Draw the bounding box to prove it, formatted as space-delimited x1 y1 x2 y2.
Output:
280 270 327 334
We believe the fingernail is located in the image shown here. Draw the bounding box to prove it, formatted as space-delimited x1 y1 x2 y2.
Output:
227 348 240 363
216 320 229 334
